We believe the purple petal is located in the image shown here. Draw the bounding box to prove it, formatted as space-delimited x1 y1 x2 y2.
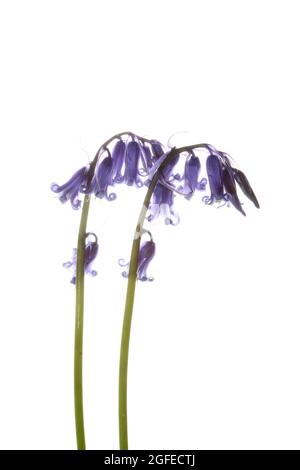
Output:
94 156 114 199
223 166 246 216
84 240 99 269
206 154 224 201
124 141 140 186
183 154 200 194
137 240 156 281
151 141 165 159
51 166 88 209
64 236 99 285
148 182 179 225
51 167 87 194
233 169 260 209
112 140 126 183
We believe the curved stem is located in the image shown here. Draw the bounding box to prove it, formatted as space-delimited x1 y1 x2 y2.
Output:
74 194 91 450
118 168 167 449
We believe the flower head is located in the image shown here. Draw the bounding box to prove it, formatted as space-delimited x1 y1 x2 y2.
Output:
63 232 99 284
119 231 156 281
51 166 89 209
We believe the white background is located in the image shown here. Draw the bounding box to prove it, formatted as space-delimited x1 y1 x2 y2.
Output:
0 0 299 450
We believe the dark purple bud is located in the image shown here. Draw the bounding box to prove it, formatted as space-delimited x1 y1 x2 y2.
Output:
223 166 246 216
206 154 224 201
111 140 126 183
51 166 89 210
93 156 116 201
63 233 99 285
233 169 260 209
124 141 141 186
137 240 156 281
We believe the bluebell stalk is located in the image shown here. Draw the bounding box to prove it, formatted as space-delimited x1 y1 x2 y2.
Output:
117 144 259 450
51 132 259 451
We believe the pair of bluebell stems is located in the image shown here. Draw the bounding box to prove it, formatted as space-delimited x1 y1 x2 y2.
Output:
51 132 259 284
51 131 259 450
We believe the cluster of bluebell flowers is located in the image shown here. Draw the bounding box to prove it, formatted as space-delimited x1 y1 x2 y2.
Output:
51 132 259 283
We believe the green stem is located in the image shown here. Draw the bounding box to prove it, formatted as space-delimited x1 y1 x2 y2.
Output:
74 194 91 450
118 175 160 450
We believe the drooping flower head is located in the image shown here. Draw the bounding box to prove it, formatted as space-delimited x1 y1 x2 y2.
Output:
51 133 167 209
63 232 99 284
119 231 156 282
146 142 259 223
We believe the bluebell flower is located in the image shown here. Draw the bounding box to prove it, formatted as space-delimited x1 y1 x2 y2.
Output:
180 152 207 198
51 166 89 209
111 139 126 183
63 233 99 284
137 239 156 281
119 232 156 281
147 182 179 225
123 141 143 187
146 150 181 225
205 153 224 203
92 154 117 201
